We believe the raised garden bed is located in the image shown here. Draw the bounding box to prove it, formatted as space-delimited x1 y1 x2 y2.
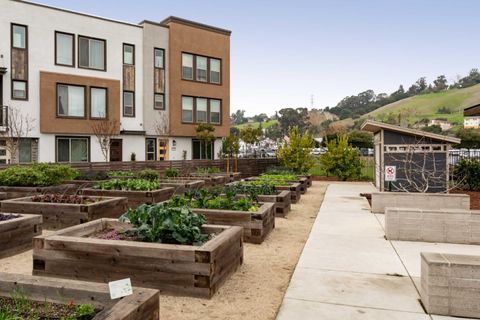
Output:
0 213 42 258
33 218 243 298
158 179 205 194
0 195 127 230
0 272 159 319
257 191 292 217
276 183 302 203
191 202 275 244
299 174 312 188
0 184 78 199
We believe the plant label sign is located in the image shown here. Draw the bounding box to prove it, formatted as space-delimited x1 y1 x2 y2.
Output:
108 278 133 300
385 166 396 182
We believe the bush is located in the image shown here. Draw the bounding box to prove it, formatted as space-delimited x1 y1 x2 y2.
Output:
138 168 159 181
320 134 362 181
94 179 161 191
165 168 180 178
0 163 79 187
277 126 315 174
75 171 109 181
454 158 480 191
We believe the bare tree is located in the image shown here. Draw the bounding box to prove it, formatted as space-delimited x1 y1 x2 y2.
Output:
91 119 119 162
0 106 35 164
154 112 169 136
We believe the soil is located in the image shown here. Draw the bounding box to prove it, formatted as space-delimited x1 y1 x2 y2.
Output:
0 213 21 221
0 182 328 320
451 189 480 209
0 296 97 319
31 194 96 204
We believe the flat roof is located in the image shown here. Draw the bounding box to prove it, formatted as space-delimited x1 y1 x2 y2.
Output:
160 16 232 36
361 120 460 144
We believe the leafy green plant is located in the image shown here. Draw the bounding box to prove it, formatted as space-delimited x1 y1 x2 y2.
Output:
137 169 159 181
165 168 180 178
0 164 79 187
277 126 315 173
169 190 259 212
454 158 480 191
94 179 161 191
107 171 135 177
223 183 277 201
120 203 208 245
320 134 362 181
75 171 109 181
196 167 221 175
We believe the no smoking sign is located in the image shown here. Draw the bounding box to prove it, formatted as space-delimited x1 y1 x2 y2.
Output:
385 166 396 182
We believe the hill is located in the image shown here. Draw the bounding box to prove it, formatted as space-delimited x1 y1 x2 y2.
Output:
235 119 278 129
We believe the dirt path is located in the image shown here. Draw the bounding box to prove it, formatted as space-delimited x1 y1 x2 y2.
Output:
0 182 327 320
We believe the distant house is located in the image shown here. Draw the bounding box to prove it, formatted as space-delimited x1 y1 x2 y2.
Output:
464 104 480 129
428 119 452 131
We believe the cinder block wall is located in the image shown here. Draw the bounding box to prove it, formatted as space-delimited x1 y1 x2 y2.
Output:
386 207 480 244
371 192 470 214
421 252 480 318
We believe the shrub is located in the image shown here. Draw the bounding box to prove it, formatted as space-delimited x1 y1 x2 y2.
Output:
107 171 135 177
454 158 480 191
0 163 78 187
165 168 180 177
320 134 362 181
138 168 159 181
277 126 315 173
94 179 161 191
196 167 221 175
75 171 109 181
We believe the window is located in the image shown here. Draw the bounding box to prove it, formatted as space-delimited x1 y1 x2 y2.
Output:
146 138 156 161
182 53 193 80
123 44 134 65
55 32 74 66
154 48 164 68
12 24 26 49
192 139 213 160
91 87 107 118
79 36 106 70
57 84 85 117
154 94 165 110
210 58 221 84
182 96 194 122
123 91 134 117
196 56 207 82
19 139 32 163
12 81 27 100
56 137 89 162
210 99 221 124
196 98 207 123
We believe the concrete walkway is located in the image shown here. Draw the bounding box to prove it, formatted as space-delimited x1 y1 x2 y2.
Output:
277 182 479 320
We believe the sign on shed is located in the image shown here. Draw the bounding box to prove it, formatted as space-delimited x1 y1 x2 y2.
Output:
385 165 396 181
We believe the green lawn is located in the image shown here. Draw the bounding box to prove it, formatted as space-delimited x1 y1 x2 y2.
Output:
308 156 374 181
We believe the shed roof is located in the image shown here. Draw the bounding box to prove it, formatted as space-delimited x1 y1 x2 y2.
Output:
464 104 480 117
361 120 460 144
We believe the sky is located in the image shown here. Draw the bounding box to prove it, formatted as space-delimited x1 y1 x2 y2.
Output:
35 0 480 116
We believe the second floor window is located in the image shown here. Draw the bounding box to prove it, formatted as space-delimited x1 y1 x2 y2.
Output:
210 99 221 124
55 32 74 66
123 91 134 117
182 96 194 122
91 87 107 118
12 81 27 100
196 98 207 123
182 53 193 80
79 36 106 70
57 84 85 117
154 94 165 110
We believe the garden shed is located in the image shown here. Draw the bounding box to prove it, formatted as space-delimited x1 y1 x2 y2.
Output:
361 120 460 193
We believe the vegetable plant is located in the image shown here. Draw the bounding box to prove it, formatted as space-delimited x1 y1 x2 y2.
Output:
137 169 159 181
0 164 79 187
165 168 180 178
31 194 97 204
169 189 259 212
107 170 135 177
94 179 161 191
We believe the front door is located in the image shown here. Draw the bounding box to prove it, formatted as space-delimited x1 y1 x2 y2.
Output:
110 139 122 162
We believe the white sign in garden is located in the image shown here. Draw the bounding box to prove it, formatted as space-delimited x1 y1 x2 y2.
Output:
108 278 133 300
385 165 397 182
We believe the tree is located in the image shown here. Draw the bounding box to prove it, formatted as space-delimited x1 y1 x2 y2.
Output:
240 125 262 157
195 123 215 159
0 106 35 164
230 109 246 125
433 75 448 92
222 134 240 173
347 130 373 149
91 119 120 162
277 108 309 134
252 113 269 123
421 124 442 134
230 127 240 136
264 122 283 140
277 126 315 173
320 134 362 181
456 128 480 149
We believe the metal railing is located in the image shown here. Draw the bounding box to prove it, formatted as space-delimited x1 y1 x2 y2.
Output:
450 149 480 166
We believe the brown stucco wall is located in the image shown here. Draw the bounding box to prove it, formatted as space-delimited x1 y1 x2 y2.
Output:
39 71 120 134
165 21 230 137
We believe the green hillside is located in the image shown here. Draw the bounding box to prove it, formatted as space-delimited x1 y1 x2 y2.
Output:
354 84 480 128
235 119 278 129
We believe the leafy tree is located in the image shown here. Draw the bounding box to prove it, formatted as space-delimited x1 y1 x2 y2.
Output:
195 123 215 159
277 108 309 134
433 75 448 92
421 124 442 134
277 126 315 173
456 128 480 149
320 134 362 181
230 109 247 125
347 130 373 148
240 125 262 157
230 127 240 136
252 113 269 123
416 77 428 93
222 134 240 173
265 122 283 140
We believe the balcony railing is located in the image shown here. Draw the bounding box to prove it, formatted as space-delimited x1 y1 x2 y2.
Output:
0 106 8 129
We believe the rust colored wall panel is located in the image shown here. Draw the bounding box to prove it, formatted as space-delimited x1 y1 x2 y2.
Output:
122 65 135 91
154 68 165 94
39 71 120 134
11 48 28 80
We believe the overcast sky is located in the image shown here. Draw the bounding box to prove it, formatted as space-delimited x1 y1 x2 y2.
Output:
37 0 480 116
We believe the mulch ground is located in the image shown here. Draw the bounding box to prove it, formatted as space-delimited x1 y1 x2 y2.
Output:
451 189 480 209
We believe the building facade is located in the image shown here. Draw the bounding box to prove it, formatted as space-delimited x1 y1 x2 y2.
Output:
464 104 480 129
0 0 230 163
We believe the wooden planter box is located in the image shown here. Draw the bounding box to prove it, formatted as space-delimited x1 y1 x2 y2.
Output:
276 183 302 203
299 175 312 188
62 179 110 188
33 219 243 299
257 190 292 217
190 202 275 244
158 179 205 195
291 177 308 194
0 213 42 258
0 273 159 320
0 196 128 230
0 184 77 199
80 187 175 209
174 176 216 187
189 174 227 186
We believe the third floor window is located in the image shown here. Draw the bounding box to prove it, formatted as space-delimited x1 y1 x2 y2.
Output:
79 36 106 71
182 53 222 84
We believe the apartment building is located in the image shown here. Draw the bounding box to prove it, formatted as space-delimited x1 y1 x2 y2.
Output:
464 104 480 129
0 0 230 163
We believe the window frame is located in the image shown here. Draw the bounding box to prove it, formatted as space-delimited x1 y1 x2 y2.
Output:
122 91 135 117
209 99 222 124
195 55 208 82
181 96 222 125
78 35 107 71
56 83 86 119
55 136 90 163
192 139 214 160
11 80 28 101
123 43 135 65
181 53 194 80
11 23 29 101
195 97 208 123
11 23 27 50
90 86 108 119
209 58 221 84
55 31 75 67
154 93 165 110
145 138 157 161
181 52 222 85
154 48 165 69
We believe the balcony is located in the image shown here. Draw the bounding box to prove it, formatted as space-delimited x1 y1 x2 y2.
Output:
0 106 8 131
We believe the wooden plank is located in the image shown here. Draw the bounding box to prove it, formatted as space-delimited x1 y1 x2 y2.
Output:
154 68 165 93
122 65 135 91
